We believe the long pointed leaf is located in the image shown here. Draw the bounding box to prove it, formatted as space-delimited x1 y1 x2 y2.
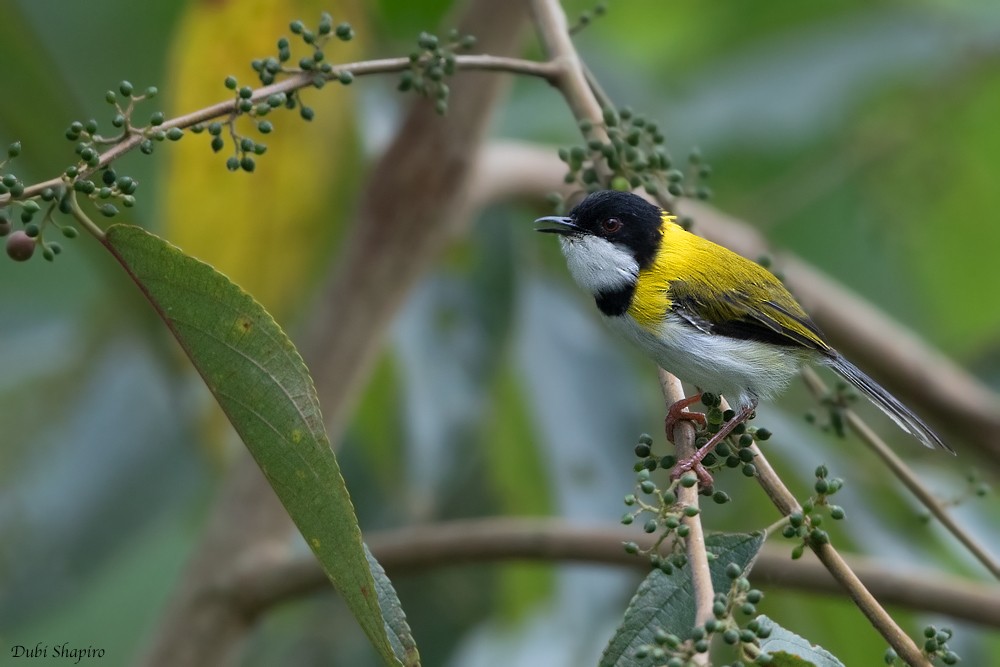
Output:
102 224 417 667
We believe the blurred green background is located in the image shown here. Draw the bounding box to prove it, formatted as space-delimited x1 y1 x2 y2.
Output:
1 0 998 665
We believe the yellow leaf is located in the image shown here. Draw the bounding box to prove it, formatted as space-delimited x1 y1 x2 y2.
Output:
161 0 364 321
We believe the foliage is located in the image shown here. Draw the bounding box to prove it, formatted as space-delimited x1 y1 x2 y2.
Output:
1 1 998 666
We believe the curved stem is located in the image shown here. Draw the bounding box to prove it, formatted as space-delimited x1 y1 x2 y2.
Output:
801 366 1000 580
65 191 106 240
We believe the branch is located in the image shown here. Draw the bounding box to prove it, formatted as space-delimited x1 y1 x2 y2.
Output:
219 518 1000 629
302 0 532 433
1 54 557 207
748 443 931 666
801 367 1000 580
659 369 715 653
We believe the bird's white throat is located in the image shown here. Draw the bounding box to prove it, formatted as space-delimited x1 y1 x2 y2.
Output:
559 235 638 295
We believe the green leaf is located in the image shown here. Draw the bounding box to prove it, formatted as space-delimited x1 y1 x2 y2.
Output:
365 543 419 661
102 224 418 667
599 532 765 667
755 615 845 667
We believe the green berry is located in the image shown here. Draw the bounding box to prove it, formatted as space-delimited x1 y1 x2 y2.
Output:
119 80 134 96
300 106 315 121
226 156 240 171
211 137 224 153
166 128 183 141
62 226 79 239
336 23 354 40
224 76 238 90
623 541 639 554
680 472 698 488
643 519 657 533
240 156 255 172
8 141 21 158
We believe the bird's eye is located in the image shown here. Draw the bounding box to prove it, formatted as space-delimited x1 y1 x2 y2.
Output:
601 217 622 233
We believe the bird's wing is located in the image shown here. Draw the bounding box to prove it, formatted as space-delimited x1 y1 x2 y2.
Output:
668 278 833 355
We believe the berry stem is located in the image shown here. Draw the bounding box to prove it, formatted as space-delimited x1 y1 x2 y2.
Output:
65 192 106 240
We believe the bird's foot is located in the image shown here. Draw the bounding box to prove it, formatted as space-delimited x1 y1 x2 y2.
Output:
671 457 715 488
664 394 707 443
669 398 759 490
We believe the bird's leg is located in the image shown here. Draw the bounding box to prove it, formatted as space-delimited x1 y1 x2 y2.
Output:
664 393 707 443
670 399 758 488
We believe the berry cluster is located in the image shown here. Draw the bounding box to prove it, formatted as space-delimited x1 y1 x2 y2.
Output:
190 12 357 173
569 1 609 35
631 564 773 666
883 625 960 665
2 142 78 262
397 29 477 115
83 80 174 156
550 108 711 218
780 465 846 559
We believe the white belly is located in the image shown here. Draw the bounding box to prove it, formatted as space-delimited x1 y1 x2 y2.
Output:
605 313 806 409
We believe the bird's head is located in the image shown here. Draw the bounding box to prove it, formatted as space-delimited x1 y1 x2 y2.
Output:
535 190 663 296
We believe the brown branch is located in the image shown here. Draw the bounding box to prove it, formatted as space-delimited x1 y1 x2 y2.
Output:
302 0 532 433
659 369 715 652
749 444 931 666
221 518 1000 629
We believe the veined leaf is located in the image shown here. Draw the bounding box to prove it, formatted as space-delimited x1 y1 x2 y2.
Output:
600 532 765 667
102 224 418 667
755 615 845 667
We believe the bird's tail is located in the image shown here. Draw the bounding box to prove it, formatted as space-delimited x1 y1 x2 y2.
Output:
828 355 954 454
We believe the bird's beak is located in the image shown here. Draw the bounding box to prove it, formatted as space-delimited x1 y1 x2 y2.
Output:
534 215 581 235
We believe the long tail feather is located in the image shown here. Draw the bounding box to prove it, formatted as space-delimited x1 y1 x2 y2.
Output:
828 355 954 454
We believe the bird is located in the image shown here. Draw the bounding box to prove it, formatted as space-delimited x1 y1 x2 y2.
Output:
535 190 953 482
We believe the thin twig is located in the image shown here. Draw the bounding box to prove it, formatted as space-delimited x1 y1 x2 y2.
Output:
0 54 559 207
749 441 931 666
801 367 1000 580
